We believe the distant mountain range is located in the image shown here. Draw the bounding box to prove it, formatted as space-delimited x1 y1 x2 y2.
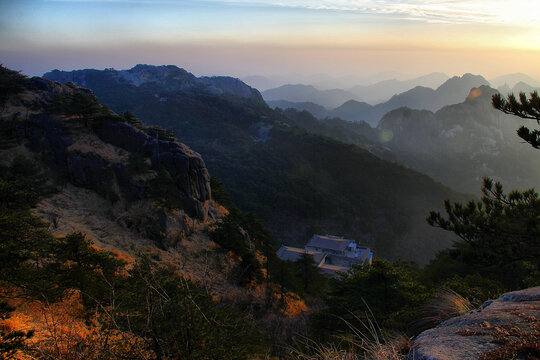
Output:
242 71 409 92
262 84 360 108
490 73 540 88
279 85 540 195
497 81 540 97
267 73 490 127
45 65 462 263
46 64 263 101
348 72 449 104
261 73 450 110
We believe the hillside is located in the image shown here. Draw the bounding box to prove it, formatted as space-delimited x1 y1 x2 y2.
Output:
0 66 262 292
45 65 463 263
2 65 318 358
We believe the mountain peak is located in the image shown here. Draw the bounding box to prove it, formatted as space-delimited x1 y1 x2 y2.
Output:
466 85 497 101
439 73 488 87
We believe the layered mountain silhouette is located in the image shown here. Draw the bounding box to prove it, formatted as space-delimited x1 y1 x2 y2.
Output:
490 72 540 88
262 84 360 108
278 85 540 195
348 72 449 104
377 85 540 193
249 72 448 103
243 72 405 92
267 73 490 127
45 64 462 262
498 81 540 97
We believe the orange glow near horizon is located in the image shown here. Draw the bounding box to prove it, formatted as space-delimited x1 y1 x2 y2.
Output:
1 0 539 79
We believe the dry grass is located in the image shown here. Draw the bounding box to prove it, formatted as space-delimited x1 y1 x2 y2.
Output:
2 293 154 360
414 288 474 331
276 292 308 318
287 309 411 360
289 340 356 360
287 332 410 360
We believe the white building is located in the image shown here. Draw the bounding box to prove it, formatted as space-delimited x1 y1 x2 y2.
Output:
277 234 373 276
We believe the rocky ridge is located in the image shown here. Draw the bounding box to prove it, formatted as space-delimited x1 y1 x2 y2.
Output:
45 64 264 102
1 70 217 253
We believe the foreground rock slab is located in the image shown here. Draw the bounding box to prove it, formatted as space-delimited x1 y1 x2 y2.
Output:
408 286 540 360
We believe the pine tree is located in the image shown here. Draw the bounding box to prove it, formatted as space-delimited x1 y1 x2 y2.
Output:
492 91 540 148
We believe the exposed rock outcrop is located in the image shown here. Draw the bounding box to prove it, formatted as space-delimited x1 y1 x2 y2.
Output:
1 71 214 250
408 287 540 360
94 119 211 204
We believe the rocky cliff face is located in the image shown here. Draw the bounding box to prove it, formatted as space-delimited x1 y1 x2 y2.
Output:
1 69 215 251
408 287 540 360
93 119 211 210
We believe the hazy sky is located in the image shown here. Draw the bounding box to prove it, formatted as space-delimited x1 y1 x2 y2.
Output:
1 0 540 80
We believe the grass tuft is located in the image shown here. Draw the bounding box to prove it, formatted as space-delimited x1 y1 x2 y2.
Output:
288 307 411 360
414 288 474 331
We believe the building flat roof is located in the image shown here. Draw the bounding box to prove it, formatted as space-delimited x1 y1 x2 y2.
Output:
305 234 352 252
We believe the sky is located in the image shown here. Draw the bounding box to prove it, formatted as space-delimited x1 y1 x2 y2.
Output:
1 0 540 81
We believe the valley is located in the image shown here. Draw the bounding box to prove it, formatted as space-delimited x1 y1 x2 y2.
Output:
2 0 540 358
44 65 467 263
1 63 539 360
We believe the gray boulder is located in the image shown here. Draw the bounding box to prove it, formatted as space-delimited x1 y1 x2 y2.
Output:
408 287 540 360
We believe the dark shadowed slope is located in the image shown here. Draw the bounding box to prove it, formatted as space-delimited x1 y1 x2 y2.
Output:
45 65 463 263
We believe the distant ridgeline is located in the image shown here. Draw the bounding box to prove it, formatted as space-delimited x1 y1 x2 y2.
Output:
277 234 373 276
264 73 490 126
268 76 540 195
44 64 464 263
